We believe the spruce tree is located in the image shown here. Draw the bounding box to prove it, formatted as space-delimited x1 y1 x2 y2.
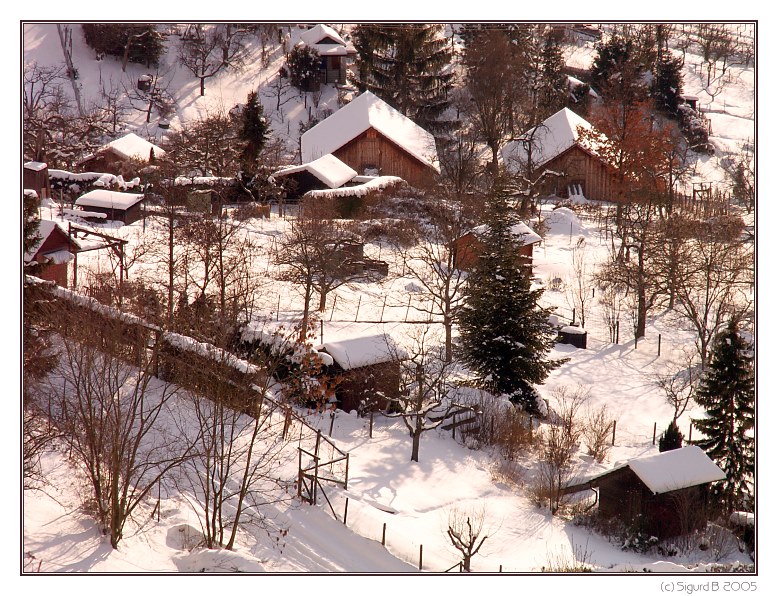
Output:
351 24 454 134
658 419 684 452
692 319 755 514
457 182 564 412
238 91 270 171
652 50 684 118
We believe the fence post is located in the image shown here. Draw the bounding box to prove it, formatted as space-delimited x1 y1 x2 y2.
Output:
653 422 657 445
382 523 387 546
320 319 324 345
657 334 661 357
276 294 281 321
688 422 693 444
354 295 361 322
380 295 387 322
616 320 620 343
419 545 423 571
405 295 411 322
343 498 349 525
369 410 374 439
344 452 349 490
329 410 335 436
611 420 616 446
329 294 337 322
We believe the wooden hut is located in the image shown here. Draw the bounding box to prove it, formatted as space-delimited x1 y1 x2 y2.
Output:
452 222 542 271
76 133 165 173
74 189 145 224
298 24 356 85
24 220 80 287
271 154 358 201
301 91 440 188
24 161 52 201
318 334 403 413
563 446 726 539
502 108 619 202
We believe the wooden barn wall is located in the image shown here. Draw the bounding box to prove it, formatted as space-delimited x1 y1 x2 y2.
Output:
453 234 534 271
333 128 434 187
541 147 618 202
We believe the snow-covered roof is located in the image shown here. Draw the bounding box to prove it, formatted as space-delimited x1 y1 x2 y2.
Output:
24 220 79 262
80 132 166 163
75 189 145 210
319 334 403 370
298 24 355 56
501 108 607 172
272 154 358 189
301 91 440 173
591 446 726 495
24 161 48 171
306 175 404 199
469 222 542 246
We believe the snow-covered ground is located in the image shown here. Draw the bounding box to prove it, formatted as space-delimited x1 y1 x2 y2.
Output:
20 21 766 588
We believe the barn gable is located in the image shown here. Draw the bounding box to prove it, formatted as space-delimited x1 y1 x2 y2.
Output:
300 91 440 181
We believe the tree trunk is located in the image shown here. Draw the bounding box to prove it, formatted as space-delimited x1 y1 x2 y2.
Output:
200 77 206 96
411 430 421 462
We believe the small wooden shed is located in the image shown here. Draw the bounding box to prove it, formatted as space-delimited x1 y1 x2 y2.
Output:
24 161 52 201
74 189 145 224
76 133 165 173
502 108 619 202
452 222 542 271
298 24 356 85
318 334 403 413
271 154 358 202
565 446 726 539
301 91 440 188
24 220 80 287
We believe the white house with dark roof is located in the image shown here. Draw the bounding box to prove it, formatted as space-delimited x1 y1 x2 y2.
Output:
300 91 439 187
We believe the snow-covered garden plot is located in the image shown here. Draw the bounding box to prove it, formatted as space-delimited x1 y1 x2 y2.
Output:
23 22 757 577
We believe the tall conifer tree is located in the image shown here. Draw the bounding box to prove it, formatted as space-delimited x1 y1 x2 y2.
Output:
457 182 564 412
692 319 755 514
351 24 454 134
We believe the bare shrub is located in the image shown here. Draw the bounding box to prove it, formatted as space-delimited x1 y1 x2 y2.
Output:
542 540 594 572
466 393 536 458
582 404 613 463
443 502 495 572
534 386 587 514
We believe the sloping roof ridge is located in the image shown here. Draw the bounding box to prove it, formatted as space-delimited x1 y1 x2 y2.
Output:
300 23 346 46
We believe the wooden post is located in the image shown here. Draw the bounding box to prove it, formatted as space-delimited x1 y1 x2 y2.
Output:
634 334 638 350
354 295 361 322
329 294 337 322
611 420 616 446
688 422 693 443
276 294 281 321
329 410 335 436
381 523 387 546
657 334 661 357
405 295 411 322
369 409 374 439
344 452 349 490
380 295 387 322
297 448 303 499
419 545 423 571
572 308 576 325
616 320 620 343
343 498 349 525
320 319 324 345
653 422 657 445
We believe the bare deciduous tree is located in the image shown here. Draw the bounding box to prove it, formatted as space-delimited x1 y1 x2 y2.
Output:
564 237 595 328
444 502 493 572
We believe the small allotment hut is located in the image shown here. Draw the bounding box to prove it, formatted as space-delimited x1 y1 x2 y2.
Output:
452 222 542 271
24 220 81 287
565 446 726 539
74 189 145 224
318 334 403 413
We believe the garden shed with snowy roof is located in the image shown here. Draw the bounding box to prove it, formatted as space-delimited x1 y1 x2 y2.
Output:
298 24 356 85
502 107 619 202
562 446 726 539
76 132 165 174
271 154 358 201
24 220 81 287
318 334 404 413
74 189 145 224
300 91 440 188
452 222 542 271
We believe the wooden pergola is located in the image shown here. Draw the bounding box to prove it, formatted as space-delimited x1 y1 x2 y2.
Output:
67 223 128 292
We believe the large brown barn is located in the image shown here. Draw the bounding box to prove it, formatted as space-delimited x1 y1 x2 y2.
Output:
502 108 618 202
301 91 440 188
564 446 726 539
